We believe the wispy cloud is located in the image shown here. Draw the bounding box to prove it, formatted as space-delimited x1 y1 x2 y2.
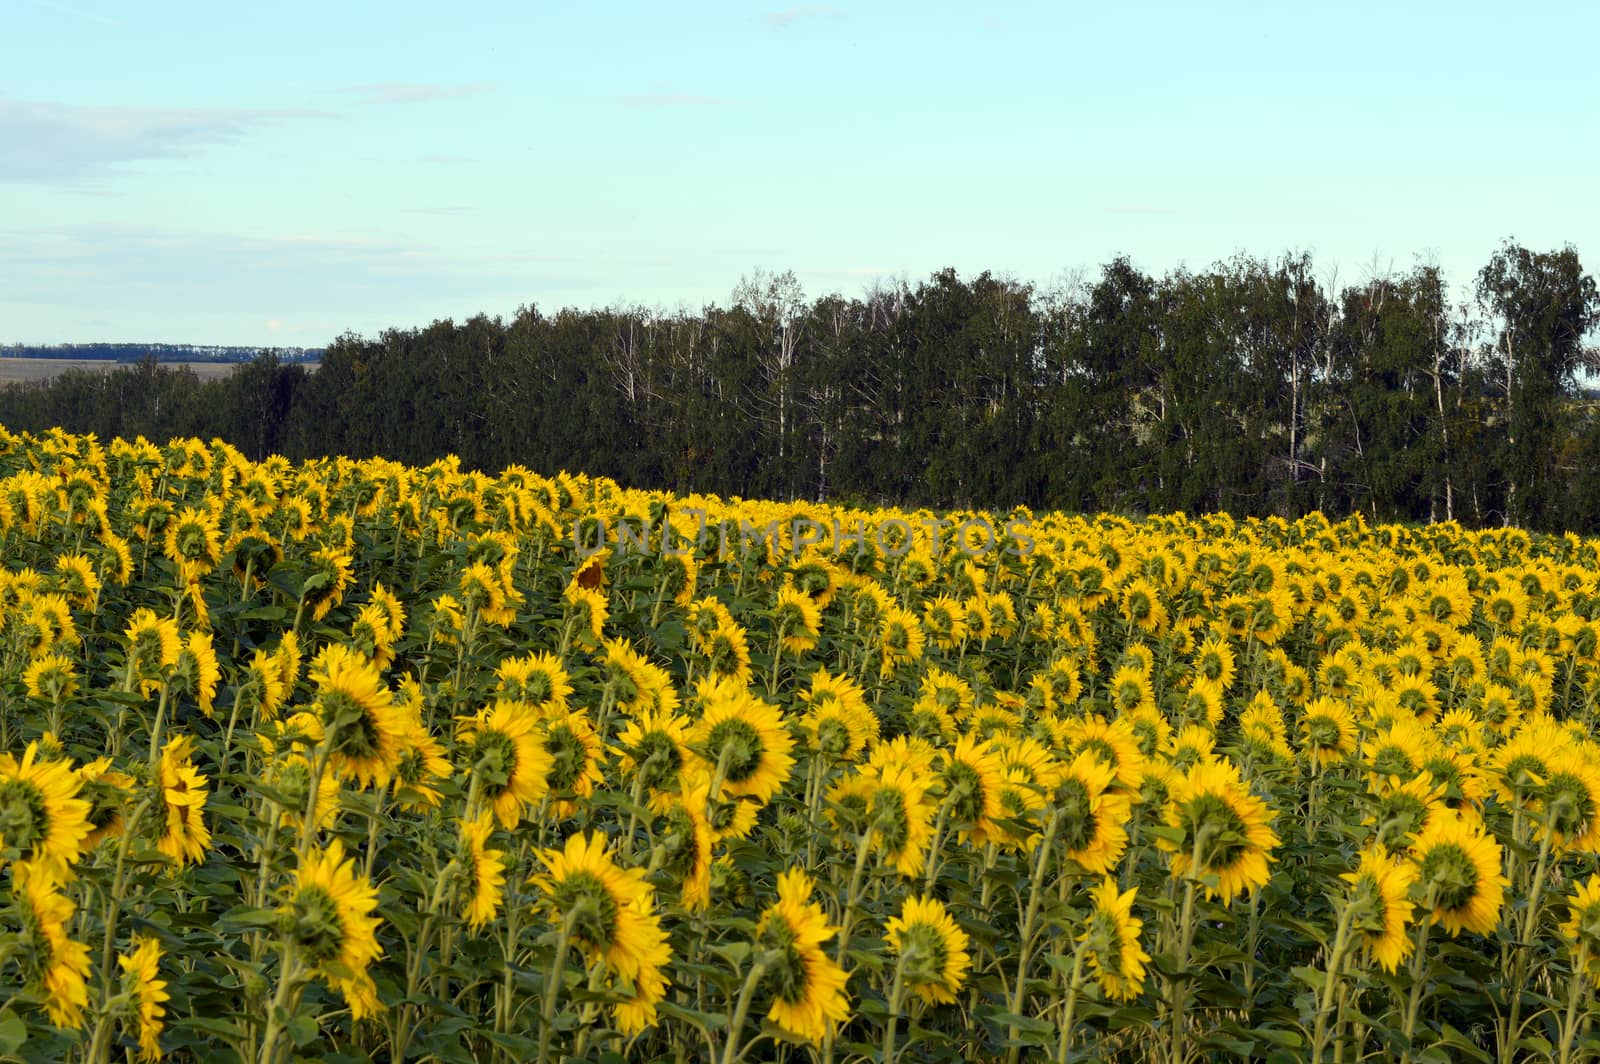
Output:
615 92 730 108
0 97 325 184
340 82 492 106
766 5 845 29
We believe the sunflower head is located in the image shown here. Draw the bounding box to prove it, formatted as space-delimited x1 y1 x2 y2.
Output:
886 896 971 1005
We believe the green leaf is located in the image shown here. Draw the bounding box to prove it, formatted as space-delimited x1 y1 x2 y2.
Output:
0 1011 26 1056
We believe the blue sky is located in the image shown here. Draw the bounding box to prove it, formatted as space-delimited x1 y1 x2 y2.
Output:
2 0 1595 347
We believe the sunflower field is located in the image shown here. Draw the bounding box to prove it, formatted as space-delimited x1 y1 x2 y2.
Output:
6 425 1600 1063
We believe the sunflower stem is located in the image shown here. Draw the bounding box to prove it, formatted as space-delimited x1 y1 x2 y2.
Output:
1560 943 1589 1064
91 796 153 1062
257 942 301 1064
1401 910 1434 1058
835 822 876 965
1054 939 1088 1064
882 954 906 1064
1007 808 1061 1064
536 906 582 1064
1506 823 1556 1056
720 957 770 1064
1311 902 1355 1064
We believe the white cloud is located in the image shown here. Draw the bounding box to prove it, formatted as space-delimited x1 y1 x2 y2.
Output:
0 96 324 183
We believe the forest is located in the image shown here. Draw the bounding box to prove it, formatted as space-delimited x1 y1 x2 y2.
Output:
1 239 1595 532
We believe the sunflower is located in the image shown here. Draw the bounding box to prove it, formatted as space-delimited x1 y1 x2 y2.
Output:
123 608 181 695
77 758 135 849
1341 846 1417 973
1491 715 1576 807
1361 714 1431 785
309 644 405 789
22 653 77 704
1403 808 1507 942
1535 747 1600 852
172 629 221 717
1161 758 1280 904
1561 875 1600 988
702 621 754 685
886 895 971 1005
457 700 552 830
1064 715 1146 793
595 639 658 717
391 713 454 811
163 505 222 580
690 678 795 806
878 604 926 676
1055 752 1132 875
1120 578 1169 634
304 547 354 623
540 707 606 817
1107 665 1157 717
796 669 877 763
921 595 969 651
563 581 609 649
236 648 288 725
50 552 100 609
457 812 506 931
117 935 170 1061
856 763 938 878
282 837 384 1019
1363 772 1447 848
1080 877 1150 1001
773 585 823 653
939 734 1007 845
1239 690 1294 763
1175 679 1225 731
1299 697 1358 769
494 652 573 714
13 860 91 1029
656 783 714 911
156 735 210 866
530 832 671 984
0 741 91 874
754 868 851 1043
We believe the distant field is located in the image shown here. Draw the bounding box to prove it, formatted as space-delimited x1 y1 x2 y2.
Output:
0 358 316 386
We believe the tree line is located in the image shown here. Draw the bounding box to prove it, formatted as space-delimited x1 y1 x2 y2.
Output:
2 239 1596 531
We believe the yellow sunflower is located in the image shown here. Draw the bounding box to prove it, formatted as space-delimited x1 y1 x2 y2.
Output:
1055 752 1132 875
878 604 926 676
13 860 92 1029
529 832 671 984
886 895 972 1005
308 644 406 789
117 935 170 1062
796 668 877 763
1409 812 1507 937
773 585 823 654
1560 874 1600 988
457 812 506 931
690 678 795 806
1299 697 1358 769
1535 747 1600 853
1341 846 1417 973
754 868 851 1043
939 734 1007 845
457 700 553 830
156 735 210 867
540 707 606 818
1161 758 1280 904
281 837 384 1019
1080 876 1150 1001
0 741 91 875
491 651 571 713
